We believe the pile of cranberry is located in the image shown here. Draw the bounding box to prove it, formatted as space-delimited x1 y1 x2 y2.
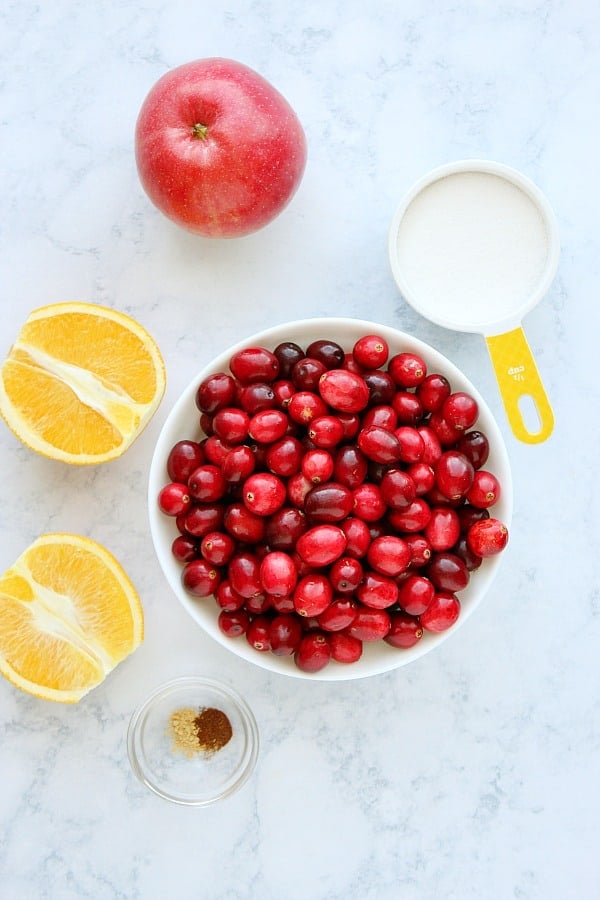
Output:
158 334 509 673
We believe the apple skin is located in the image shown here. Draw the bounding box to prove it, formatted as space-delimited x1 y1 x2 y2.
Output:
135 58 307 238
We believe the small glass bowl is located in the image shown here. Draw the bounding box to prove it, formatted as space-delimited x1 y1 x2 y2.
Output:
127 676 259 806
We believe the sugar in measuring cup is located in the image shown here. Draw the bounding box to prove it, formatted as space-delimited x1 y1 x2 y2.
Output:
388 160 560 444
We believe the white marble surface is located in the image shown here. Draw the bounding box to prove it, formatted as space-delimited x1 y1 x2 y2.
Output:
1 2 599 898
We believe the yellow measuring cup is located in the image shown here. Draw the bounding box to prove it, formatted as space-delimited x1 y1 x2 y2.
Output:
388 160 560 444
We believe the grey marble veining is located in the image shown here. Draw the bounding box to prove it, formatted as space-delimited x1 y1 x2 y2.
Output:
1 2 599 898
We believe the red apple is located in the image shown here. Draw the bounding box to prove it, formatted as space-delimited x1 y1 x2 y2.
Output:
135 58 307 238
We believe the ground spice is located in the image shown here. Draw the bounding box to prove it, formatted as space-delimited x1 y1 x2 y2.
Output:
167 705 233 757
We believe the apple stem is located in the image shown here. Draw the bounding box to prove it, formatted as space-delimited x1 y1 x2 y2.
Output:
192 123 209 140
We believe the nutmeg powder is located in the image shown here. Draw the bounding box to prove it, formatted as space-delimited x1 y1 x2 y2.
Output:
167 706 232 757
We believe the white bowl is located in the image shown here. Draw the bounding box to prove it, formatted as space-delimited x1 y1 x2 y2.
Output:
148 317 513 681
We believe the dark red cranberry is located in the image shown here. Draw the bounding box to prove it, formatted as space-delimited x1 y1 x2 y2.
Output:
304 482 354 522
362 370 396 405
426 552 469 592
455 430 490 469
306 339 345 369
167 440 205 482
196 372 237 414
385 612 424 648
269 614 303 655
292 357 328 390
294 632 331 672
273 342 305 377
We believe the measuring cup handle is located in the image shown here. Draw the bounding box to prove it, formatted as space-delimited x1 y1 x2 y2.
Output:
485 327 554 444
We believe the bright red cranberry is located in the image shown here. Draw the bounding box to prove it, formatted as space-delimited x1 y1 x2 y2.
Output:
196 372 237 414
467 518 509 556
329 557 364 593
265 506 307 550
420 591 461 632
398 574 435 616
302 448 334 484
336 412 361 440
455 430 490 469
406 462 435 495
293 575 333 617
269 614 303 655
394 426 424 463
388 352 427 387
417 426 443 466
306 339 345 369
286 471 313 508
215 580 245 611
167 440 205 482
466 470 501 509
221 445 255 483
248 409 289 444
292 357 328 390
362 405 398 431
352 483 386 521
230 347 279 384
218 608 250 637
347 607 391 641
340 516 371 558
182 558 221 597
265 436 303 477
296 524 347 566
379 468 416 509
227 551 262 598
202 435 233 466
318 369 370 413
391 392 424 426
304 483 354 523
405 534 432 567
358 425 401 464
223 503 266 544
435 450 475 500
356 571 399 609
308 415 345 448
246 616 271 651
426 552 469 592
362 370 396 405
188 465 227 503
273 341 305 377
158 482 192 516
424 506 461 552
416 373 451 412
243 472 286 516
259 551 298 597
387 498 431 533
428 410 464 446
329 631 363 663
287 390 328 425
367 535 411 577
353 334 389 369
385 612 424 648
171 535 198 563
212 407 250 444
333 445 368 489
317 597 358 632
200 531 236 566
184 503 225 537
272 379 295 408
442 391 479 431
294 632 331 672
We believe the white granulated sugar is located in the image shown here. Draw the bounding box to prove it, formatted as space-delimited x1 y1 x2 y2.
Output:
396 172 549 328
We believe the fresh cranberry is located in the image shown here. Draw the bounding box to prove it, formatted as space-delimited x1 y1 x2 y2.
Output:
336 412 361 440
184 503 225 537
221 444 255 483
428 410 464 446
296 524 347 566
347 607 391 641
416 372 451 412
385 612 424 648
188 465 227 503
304 482 354 522
406 462 435 495
405 534 432 567
273 341 305 377
286 471 313 508
458 505 491 535
352 483 386 521
230 347 279 384
239 382 277 414
196 372 237 414
202 435 233 466
248 409 289 444
435 450 475 500
367 535 411 577
292 357 328 390
306 339 345 369
453 534 483 571
272 379 296 408
287 390 328 425
388 352 427 387
259 551 298 597
362 405 398 431
265 506 307 550
442 391 479 431
380 468 416 509
455 430 490 469
329 631 363 663
387 498 431 533
212 407 250 444
424 506 461 552
265 436 303 477
318 369 370 413
246 616 271 651
352 334 389 369
243 472 286 516
182 558 221 597
167 440 205 482
392 392 424 426
293 575 333 617
358 425 401 464
227 551 262 598
245 592 272 615
223 503 266 544
426 552 469 592
269 614 303 655
333 445 368 488
218 608 250 637
417 426 443 466
467 518 509 556
394 426 424 463
270 593 296 614
362 370 396 405
317 596 358 631
329 557 364 593
200 531 236 566
171 535 198 563
308 415 345 448
302 448 334 484
340 516 371 558
466 470 501 509
294 632 331 672
158 482 192 516
356 571 399 609
398 574 435 615
420 591 461 632
215 580 245 611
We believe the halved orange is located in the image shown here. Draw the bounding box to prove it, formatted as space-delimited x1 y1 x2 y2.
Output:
0 533 144 703
0 302 166 464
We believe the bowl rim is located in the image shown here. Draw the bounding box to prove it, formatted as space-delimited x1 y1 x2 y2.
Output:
148 316 513 681
127 675 260 806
